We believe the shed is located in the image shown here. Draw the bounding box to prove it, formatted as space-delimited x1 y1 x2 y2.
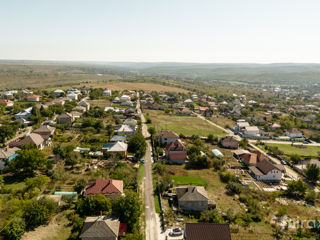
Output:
212 149 224 158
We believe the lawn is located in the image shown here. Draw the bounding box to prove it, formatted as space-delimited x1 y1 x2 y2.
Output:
265 143 320 157
171 175 206 186
153 179 161 214
144 110 226 137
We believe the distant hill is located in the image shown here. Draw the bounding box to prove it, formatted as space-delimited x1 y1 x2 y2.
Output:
0 60 320 88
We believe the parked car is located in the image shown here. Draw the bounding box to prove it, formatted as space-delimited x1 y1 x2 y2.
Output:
141 159 145 164
175 218 184 222
169 230 183 237
173 228 183 233
163 193 174 198
281 160 288 165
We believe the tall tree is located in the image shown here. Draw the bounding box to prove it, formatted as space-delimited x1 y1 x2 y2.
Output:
11 146 47 176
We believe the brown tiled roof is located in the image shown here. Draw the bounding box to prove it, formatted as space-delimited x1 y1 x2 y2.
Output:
169 152 187 160
242 153 258 165
155 130 178 139
185 223 231 240
84 178 123 196
256 160 277 174
166 140 186 151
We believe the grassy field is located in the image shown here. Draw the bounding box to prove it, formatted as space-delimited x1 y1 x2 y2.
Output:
84 82 189 93
171 175 206 186
144 110 226 137
265 143 320 156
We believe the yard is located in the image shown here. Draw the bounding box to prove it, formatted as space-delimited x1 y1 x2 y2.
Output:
144 110 227 137
265 143 320 157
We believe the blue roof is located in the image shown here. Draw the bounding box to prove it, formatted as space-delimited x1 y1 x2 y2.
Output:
212 149 224 157
8 153 18 161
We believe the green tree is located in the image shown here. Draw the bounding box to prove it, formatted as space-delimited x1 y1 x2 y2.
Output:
2 217 26 240
112 190 142 232
74 179 87 194
25 175 50 191
11 146 47 176
287 179 307 198
76 194 112 216
148 126 156 135
305 163 320 183
200 209 224 223
23 197 57 230
128 131 146 159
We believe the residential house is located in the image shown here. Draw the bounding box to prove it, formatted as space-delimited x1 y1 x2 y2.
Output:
113 97 120 103
183 99 193 105
0 99 14 107
21 89 33 95
270 123 281 132
120 95 131 102
285 129 303 139
234 149 268 166
110 135 127 142
66 93 79 100
235 120 250 133
78 101 90 111
123 118 137 129
56 113 74 124
27 94 41 102
203 109 213 117
116 124 135 136
103 89 112 96
9 133 46 150
33 125 55 140
52 89 65 97
0 147 19 170
184 223 231 240
102 141 128 157
165 140 187 164
176 186 212 212
155 130 179 145
80 216 127 240
243 126 260 138
178 108 193 116
249 160 283 182
83 178 124 199
219 136 238 149
15 107 33 123
120 101 133 107
199 107 209 115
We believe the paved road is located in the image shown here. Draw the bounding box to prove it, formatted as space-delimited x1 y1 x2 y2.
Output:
250 139 320 147
136 94 160 240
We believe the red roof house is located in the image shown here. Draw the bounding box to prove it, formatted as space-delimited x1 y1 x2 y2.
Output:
165 140 187 164
84 178 124 199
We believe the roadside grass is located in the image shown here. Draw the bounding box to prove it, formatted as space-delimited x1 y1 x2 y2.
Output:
265 143 320 157
211 116 236 128
153 179 161 214
138 165 145 183
144 110 226 137
172 175 206 186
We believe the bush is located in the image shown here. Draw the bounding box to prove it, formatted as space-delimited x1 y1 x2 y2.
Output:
23 197 57 230
76 194 112 216
219 171 237 183
2 217 26 240
226 182 243 195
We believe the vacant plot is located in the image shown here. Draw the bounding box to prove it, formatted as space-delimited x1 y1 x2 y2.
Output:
145 110 226 137
85 82 189 93
172 175 206 186
87 99 111 108
265 143 320 157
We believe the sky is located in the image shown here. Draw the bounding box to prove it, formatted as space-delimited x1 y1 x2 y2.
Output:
1 0 320 63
